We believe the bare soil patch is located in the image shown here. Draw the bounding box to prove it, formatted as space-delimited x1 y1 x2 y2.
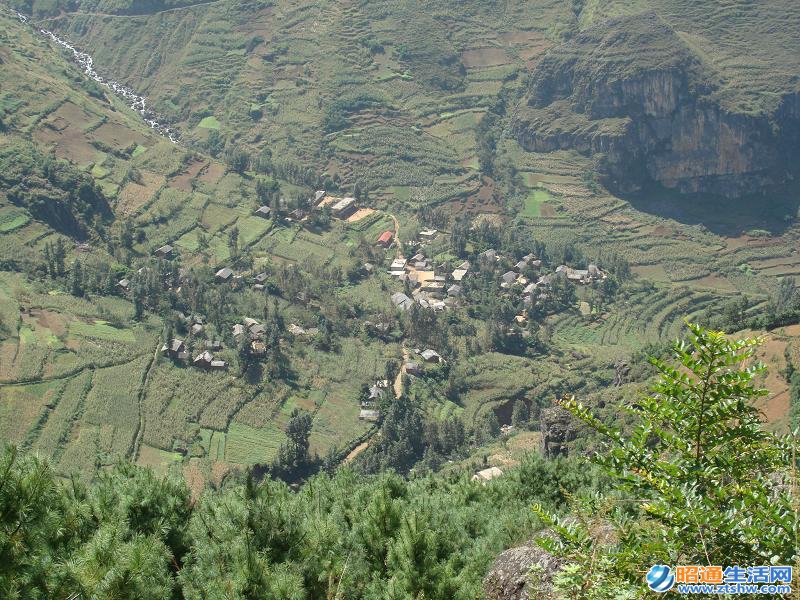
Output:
35 309 68 337
169 159 208 192
91 121 148 151
198 162 225 185
34 125 97 165
346 207 375 223
461 47 511 68
116 172 165 215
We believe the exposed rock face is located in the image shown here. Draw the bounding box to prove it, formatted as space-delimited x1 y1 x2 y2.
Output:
612 359 631 387
514 12 800 197
484 542 563 600
539 406 578 457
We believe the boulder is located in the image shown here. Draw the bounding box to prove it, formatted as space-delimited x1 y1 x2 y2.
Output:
484 541 564 600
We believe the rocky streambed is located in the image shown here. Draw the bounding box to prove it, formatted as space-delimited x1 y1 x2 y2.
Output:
14 10 180 143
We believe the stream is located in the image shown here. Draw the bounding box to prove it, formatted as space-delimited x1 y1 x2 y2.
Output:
14 10 180 143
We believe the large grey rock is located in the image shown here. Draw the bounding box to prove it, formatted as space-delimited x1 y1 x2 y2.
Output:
539 406 578 458
484 541 564 600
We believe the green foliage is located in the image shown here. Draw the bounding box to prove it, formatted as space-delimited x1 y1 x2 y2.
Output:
0 139 111 237
538 324 798 597
0 444 601 599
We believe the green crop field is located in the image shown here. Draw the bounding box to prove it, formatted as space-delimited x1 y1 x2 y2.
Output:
521 188 552 218
0 0 797 492
224 421 285 465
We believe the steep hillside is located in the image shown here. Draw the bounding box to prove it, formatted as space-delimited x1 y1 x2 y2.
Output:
30 0 800 199
2 0 799 491
514 2 800 196
32 0 570 202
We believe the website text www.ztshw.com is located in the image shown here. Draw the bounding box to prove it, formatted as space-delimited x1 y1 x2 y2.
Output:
646 565 792 595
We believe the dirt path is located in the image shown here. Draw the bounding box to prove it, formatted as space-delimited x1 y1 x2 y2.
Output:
131 342 161 461
344 440 370 462
344 345 409 464
388 213 403 258
394 345 410 398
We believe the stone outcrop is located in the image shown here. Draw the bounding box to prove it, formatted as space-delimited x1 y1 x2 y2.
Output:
513 12 800 198
539 406 578 457
484 541 563 600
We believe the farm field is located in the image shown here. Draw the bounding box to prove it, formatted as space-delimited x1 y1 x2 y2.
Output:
1 0 799 492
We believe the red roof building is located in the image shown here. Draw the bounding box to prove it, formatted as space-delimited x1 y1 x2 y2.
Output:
377 230 393 248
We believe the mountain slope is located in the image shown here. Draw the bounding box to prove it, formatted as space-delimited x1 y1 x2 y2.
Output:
513 2 800 196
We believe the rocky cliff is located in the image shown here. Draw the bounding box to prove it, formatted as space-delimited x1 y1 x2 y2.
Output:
514 12 800 197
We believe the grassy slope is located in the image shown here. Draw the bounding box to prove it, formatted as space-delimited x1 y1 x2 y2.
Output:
2 1 799 486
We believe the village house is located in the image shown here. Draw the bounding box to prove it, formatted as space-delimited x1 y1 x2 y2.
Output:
405 361 423 376
117 278 130 293
359 409 380 421
368 383 386 402
193 351 214 368
210 359 227 370
155 244 174 259
232 324 245 339
249 323 266 338
331 196 356 219
253 272 268 285
191 323 204 336
161 338 188 360
388 257 407 276
447 284 462 298
451 268 468 282
377 230 393 248
501 271 518 287
479 249 498 262
215 267 234 283
420 349 442 363
313 190 326 205
419 228 438 241
555 264 605 284
251 340 266 355
255 206 271 219
287 207 308 221
391 292 413 311
420 281 445 296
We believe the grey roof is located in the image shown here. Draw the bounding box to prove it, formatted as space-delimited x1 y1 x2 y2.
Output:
447 284 462 296
162 338 184 353
156 244 173 254
391 292 413 310
255 206 271 216
421 349 441 361
359 409 380 421
194 351 214 364
249 323 266 336
501 271 517 284
215 267 233 280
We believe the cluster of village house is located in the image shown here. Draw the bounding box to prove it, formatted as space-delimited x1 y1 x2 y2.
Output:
357 348 444 422
253 190 362 223
379 230 607 315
